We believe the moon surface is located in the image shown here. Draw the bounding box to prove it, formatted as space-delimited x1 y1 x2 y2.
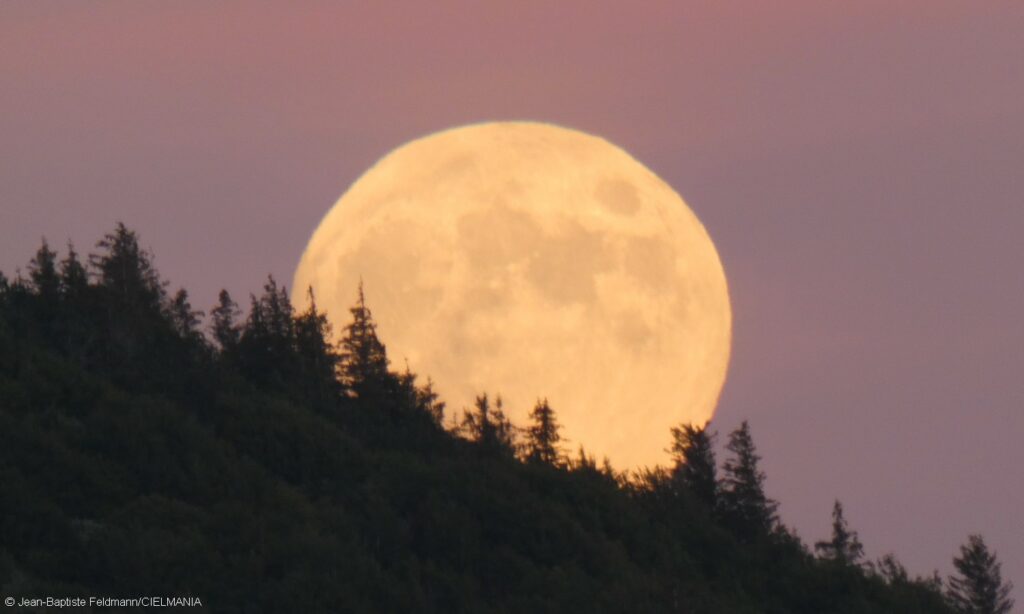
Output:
292 122 731 469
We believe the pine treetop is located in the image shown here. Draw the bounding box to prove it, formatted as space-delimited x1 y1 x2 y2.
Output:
948 534 1014 614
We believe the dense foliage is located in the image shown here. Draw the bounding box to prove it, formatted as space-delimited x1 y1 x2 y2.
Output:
0 225 1008 612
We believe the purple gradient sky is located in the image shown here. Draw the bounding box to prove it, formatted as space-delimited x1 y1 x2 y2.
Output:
3 1 1022 590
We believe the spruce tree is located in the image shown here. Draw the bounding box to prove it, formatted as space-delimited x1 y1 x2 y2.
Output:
294 287 342 402
27 240 60 336
415 377 446 425
59 242 89 300
720 420 778 541
210 289 241 350
87 224 170 374
259 276 294 342
243 292 268 344
490 395 516 455
573 446 597 471
461 393 515 456
395 363 420 410
28 239 60 299
947 534 1014 614
393 365 446 424
815 500 864 565
240 277 293 351
236 277 298 387
55 242 91 360
668 422 717 509
876 554 909 584
90 222 165 311
461 393 493 444
168 288 203 340
338 281 391 401
525 398 563 465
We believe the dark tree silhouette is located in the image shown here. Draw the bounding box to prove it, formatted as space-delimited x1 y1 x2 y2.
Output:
490 396 515 454
947 534 1014 614
59 242 88 299
236 276 298 388
90 222 165 311
394 364 446 424
52 242 93 364
876 553 910 584
395 364 419 411
210 289 241 350
28 239 60 299
0 223 967 613
86 225 178 380
720 420 778 541
257 276 295 343
568 446 620 486
168 288 204 341
294 286 342 403
241 293 269 348
573 445 597 471
668 422 717 509
338 281 391 401
415 376 446 425
525 398 563 465
27 240 61 338
461 393 515 456
815 500 864 565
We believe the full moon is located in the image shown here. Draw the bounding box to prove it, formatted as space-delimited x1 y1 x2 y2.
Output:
292 122 731 469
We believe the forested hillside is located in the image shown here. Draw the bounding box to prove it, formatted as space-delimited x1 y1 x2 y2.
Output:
0 224 1010 613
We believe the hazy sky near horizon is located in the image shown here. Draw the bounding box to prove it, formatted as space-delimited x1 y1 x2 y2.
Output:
3 1 1022 590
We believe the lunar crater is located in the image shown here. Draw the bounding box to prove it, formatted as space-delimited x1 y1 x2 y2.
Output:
595 178 642 215
623 237 675 291
526 222 612 305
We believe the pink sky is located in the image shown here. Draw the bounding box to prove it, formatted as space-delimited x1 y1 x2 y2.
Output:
3 1 1022 589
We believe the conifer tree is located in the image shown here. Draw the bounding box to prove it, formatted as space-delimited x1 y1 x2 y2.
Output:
28 239 60 299
168 288 204 341
573 445 597 471
668 422 717 509
947 535 1014 614
415 377 446 425
815 500 864 565
53 242 91 360
294 287 342 401
339 281 391 401
600 457 620 483
569 446 618 486
461 393 515 456
243 292 268 341
210 289 241 350
720 420 778 541
392 364 446 424
461 393 493 444
59 242 89 300
525 398 563 465
395 362 419 409
90 222 165 311
27 240 60 336
491 395 516 454
235 277 298 386
85 224 171 373
261 276 294 341
876 554 909 584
